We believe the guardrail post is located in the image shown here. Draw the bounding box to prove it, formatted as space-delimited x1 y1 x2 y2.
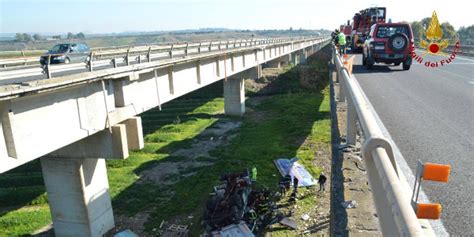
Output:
147 47 152 62
226 41 229 49
111 58 117 68
208 42 212 52
218 42 221 51
338 68 346 102
185 42 189 56
125 48 130 66
45 55 52 79
198 43 202 54
346 98 357 145
169 44 174 59
88 52 94 72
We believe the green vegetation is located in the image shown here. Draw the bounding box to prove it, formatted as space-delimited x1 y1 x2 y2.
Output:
408 13 474 46
0 50 44 58
0 52 331 235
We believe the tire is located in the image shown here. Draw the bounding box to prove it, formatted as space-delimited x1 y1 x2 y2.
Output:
394 62 401 66
402 62 411 70
388 33 409 53
366 54 374 69
64 57 70 64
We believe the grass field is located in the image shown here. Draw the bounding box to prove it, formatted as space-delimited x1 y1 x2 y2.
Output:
0 50 331 236
0 50 44 58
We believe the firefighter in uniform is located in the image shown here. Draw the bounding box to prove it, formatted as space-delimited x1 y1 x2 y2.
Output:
337 31 347 55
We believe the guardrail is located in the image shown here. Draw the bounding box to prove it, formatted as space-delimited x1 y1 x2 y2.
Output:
445 44 474 56
330 45 434 236
0 38 307 69
0 56 39 68
0 37 323 81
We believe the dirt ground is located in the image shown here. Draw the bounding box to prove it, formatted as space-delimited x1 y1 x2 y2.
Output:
330 65 381 236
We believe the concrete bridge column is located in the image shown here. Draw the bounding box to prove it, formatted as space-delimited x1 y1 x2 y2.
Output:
266 58 282 68
300 49 307 64
40 117 144 237
41 157 114 237
281 54 292 67
291 52 299 65
224 77 245 116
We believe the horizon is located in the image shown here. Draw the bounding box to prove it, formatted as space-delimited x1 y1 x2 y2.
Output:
1 0 472 35
0 28 328 37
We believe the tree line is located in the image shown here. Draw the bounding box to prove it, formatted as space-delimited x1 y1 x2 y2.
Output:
14 32 86 42
410 18 473 45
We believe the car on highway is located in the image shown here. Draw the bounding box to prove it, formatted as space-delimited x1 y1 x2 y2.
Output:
362 23 414 70
40 43 90 65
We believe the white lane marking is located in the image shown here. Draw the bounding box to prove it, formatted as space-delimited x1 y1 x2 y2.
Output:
359 87 450 236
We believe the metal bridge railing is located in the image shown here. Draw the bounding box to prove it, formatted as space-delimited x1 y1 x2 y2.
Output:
0 36 325 80
330 45 433 236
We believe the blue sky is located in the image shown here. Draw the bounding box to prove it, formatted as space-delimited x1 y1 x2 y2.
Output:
0 0 471 34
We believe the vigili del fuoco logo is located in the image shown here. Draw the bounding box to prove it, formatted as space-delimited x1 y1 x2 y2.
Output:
411 11 461 67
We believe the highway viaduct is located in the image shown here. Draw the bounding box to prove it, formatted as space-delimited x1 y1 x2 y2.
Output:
0 37 330 236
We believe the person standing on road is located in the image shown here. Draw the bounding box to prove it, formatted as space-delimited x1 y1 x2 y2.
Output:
337 32 347 55
318 173 327 192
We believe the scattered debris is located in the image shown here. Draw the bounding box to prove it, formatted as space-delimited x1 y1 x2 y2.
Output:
279 217 297 229
158 221 189 237
114 229 138 237
202 169 294 236
301 214 310 221
341 200 358 209
211 221 255 237
354 161 366 171
274 158 317 186
203 170 252 230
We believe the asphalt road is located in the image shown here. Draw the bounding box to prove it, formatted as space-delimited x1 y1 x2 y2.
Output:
351 51 474 235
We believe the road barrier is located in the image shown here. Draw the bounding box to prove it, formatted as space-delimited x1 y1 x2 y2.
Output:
0 37 324 81
330 45 436 236
445 44 474 56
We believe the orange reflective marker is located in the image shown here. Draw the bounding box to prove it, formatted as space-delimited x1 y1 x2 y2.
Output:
416 203 442 219
422 163 451 183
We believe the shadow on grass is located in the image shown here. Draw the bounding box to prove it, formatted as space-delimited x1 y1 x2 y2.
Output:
110 47 333 235
0 160 47 217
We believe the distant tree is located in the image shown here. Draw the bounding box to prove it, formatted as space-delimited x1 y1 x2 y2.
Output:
415 18 457 43
67 32 75 39
33 33 42 41
76 32 85 39
15 33 25 42
52 35 61 40
458 25 474 45
22 33 32 42
440 22 458 43
411 21 423 44
420 17 431 30
289 27 293 31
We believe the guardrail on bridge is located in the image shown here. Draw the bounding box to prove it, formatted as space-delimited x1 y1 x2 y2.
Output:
330 45 436 236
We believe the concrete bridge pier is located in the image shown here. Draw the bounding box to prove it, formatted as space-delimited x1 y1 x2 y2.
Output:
40 117 144 237
281 54 292 67
266 58 282 68
224 77 246 117
291 52 298 65
224 65 262 116
299 49 307 64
